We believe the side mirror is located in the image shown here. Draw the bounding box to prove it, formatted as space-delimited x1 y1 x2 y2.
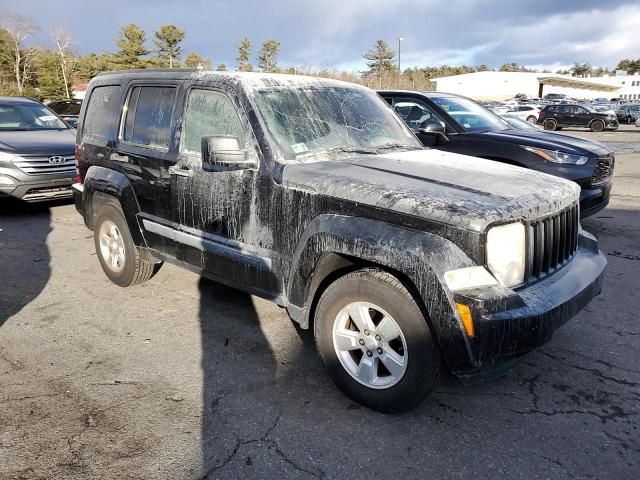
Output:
201 135 256 170
417 120 449 145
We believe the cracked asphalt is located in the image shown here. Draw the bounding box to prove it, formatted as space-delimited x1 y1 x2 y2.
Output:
1 126 639 479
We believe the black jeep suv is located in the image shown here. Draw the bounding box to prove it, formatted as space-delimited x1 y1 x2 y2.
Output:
73 70 606 412
538 104 618 132
378 91 615 218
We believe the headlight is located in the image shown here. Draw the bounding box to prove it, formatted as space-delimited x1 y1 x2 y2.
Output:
522 146 588 165
486 222 526 288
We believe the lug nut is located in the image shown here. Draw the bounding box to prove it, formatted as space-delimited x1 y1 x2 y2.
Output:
375 334 381 341
364 329 370 336
359 339 365 346
377 348 383 355
366 351 373 357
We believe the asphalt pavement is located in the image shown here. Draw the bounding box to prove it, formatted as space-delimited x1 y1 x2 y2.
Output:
1 126 639 479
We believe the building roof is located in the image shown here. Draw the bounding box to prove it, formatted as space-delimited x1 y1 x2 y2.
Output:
536 76 619 92
432 71 620 92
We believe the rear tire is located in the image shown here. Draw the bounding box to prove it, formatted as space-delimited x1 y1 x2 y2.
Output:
94 203 162 287
590 119 605 132
526 115 537 123
314 268 441 413
543 119 557 130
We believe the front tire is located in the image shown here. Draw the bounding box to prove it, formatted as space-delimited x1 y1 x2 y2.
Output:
94 203 162 287
314 268 441 413
590 119 605 132
543 119 557 130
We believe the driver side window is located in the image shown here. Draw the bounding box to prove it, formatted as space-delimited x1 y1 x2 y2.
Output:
181 89 248 155
391 98 448 133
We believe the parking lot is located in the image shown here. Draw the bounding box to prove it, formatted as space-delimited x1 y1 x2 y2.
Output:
1 126 639 479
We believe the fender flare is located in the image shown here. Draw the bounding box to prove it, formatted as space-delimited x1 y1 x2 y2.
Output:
80 166 146 246
285 214 477 368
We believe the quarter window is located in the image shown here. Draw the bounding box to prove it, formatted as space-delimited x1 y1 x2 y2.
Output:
181 89 247 154
82 85 122 145
122 86 176 149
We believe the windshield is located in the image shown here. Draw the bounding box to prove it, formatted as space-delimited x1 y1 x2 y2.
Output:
254 86 421 161
430 96 510 133
0 102 68 130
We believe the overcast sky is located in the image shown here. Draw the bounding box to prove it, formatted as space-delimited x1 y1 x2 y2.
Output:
5 0 640 72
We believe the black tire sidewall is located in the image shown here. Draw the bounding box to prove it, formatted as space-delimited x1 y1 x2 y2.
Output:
544 119 557 130
94 204 138 287
315 271 441 413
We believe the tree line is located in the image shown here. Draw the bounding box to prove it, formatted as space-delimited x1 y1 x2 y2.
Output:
1 11 639 101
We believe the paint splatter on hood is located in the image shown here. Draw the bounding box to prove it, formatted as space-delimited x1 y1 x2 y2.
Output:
282 149 580 232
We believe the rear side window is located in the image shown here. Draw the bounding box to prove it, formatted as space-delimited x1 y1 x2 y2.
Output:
181 89 247 154
81 85 122 145
122 86 176 149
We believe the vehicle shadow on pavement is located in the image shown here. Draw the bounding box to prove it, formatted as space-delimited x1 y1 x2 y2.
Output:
197 277 281 477
0 200 52 329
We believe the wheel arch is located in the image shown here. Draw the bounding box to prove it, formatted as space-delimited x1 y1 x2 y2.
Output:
81 165 146 247
285 214 477 371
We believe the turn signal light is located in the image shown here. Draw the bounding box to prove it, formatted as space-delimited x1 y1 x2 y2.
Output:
455 303 474 337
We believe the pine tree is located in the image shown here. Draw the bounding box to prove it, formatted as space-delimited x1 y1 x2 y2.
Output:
184 51 211 70
216 63 227 71
258 39 280 73
114 24 149 69
362 40 396 87
154 24 185 68
236 37 252 71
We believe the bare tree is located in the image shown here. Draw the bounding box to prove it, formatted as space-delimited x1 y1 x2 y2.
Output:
51 27 75 98
0 12 39 94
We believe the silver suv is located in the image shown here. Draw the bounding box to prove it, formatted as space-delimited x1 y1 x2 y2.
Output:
0 96 76 202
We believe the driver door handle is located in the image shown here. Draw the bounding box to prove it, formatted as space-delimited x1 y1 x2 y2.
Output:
169 165 194 178
110 152 129 163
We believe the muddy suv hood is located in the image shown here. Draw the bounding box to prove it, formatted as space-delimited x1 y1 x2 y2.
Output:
282 149 580 232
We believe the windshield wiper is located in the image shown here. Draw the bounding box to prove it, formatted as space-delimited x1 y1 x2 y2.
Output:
298 146 378 158
374 142 422 151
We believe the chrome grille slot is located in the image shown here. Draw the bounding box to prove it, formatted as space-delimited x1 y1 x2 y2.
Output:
528 203 579 283
12 155 75 175
592 154 614 185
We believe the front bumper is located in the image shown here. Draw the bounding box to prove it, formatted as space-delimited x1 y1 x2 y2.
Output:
605 119 619 130
450 231 606 378
0 174 73 202
580 182 612 218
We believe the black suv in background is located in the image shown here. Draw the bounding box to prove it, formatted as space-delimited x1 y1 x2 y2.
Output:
616 104 640 124
47 99 82 128
72 70 606 412
0 96 76 202
378 91 615 217
537 104 618 132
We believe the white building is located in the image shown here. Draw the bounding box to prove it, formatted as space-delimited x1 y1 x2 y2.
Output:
432 71 640 101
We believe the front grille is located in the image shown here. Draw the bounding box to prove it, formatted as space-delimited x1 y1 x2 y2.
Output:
527 202 580 283
12 154 75 175
592 154 614 185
